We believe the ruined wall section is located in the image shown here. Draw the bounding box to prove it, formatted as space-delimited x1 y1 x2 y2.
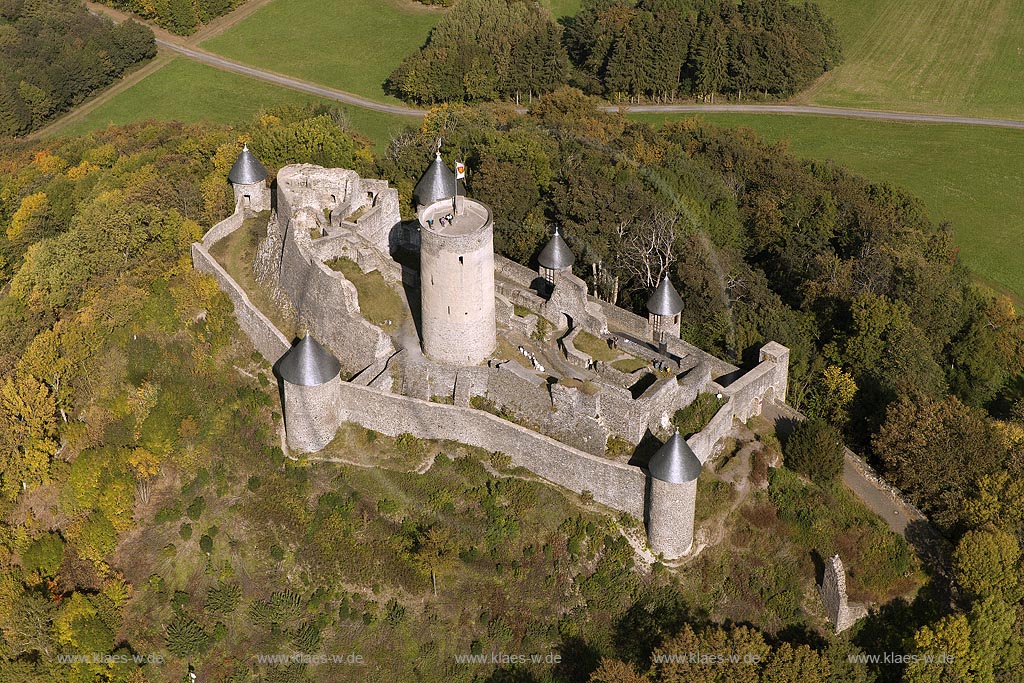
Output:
328 381 647 519
275 204 394 376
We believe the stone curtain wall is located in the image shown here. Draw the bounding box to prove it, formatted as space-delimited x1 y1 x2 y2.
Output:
331 380 647 519
193 213 292 364
201 209 244 249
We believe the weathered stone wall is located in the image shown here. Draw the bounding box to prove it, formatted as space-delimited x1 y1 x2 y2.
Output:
233 181 271 213
494 254 540 288
192 243 291 363
348 178 400 254
647 477 697 558
820 554 860 633
275 208 395 376
201 209 244 249
541 272 608 333
419 198 497 365
284 377 342 453
328 381 647 519
687 403 736 464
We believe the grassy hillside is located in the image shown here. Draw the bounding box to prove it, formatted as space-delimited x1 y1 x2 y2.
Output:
631 112 1024 302
200 0 441 104
802 0 1024 120
56 59 417 151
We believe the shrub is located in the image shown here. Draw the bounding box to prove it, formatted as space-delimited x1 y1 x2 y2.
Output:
291 620 321 651
199 534 213 554
384 599 406 626
490 451 512 470
171 591 190 610
165 615 208 656
205 581 242 614
672 393 728 437
22 533 65 577
179 523 192 541
186 496 205 520
783 418 844 484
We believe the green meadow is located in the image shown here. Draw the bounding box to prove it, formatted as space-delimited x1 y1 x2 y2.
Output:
802 0 1024 120
631 113 1024 302
200 0 442 104
58 59 418 151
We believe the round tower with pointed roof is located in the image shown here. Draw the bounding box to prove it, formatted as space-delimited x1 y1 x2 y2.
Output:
278 334 342 453
537 226 574 289
646 274 684 345
228 144 271 212
415 148 496 365
646 430 701 558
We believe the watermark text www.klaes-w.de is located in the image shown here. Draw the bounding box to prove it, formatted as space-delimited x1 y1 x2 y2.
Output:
651 651 763 665
254 653 365 665
455 652 563 665
848 652 954 665
56 653 166 665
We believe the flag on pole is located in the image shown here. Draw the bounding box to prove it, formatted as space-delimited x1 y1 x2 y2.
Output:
455 162 466 179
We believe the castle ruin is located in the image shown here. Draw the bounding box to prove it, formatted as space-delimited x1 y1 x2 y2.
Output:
192 145 791 560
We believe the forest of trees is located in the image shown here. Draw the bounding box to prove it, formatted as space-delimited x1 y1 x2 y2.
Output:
386 0 569 105
0 0 155 136
566 0 842 101
96 0 244 35
388 0 841 105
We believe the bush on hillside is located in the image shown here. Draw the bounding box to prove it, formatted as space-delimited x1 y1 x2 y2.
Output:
783 418 843 484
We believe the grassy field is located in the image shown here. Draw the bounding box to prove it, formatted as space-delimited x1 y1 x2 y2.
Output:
543 0 581 18
801 0 1024 120
631 113 1024 302
58 59 417 151
201 0 442 104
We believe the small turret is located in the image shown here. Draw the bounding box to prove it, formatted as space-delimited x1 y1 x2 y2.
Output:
537 227 574 289
278 335 342 452
646 430 700 558
228 144 271 212
646 274 683 345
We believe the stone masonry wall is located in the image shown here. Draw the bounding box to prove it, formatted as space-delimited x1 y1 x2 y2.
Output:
192 242 291 364
201 209 244 249
284 377 342 453
275 208 394 376
820 554 858 633
329 380 647 519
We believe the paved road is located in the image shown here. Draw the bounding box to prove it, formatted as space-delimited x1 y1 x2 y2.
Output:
621 103 1024 129
761 401 927 538
155 40 426 117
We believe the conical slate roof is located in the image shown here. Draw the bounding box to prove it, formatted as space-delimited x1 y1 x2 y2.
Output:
413 152 457 207
648 430 702 483
646 275 683 316
277 335 341 386
538 227 575 270
228 144 268 185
